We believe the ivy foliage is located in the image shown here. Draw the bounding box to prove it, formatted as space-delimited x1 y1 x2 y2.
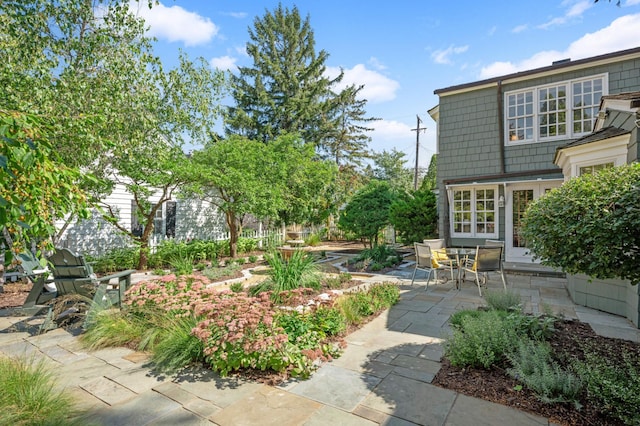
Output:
521 163 640 284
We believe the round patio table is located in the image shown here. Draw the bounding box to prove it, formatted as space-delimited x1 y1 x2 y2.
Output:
445 247 476 289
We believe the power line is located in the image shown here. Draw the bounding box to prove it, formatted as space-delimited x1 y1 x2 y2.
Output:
411 115 427 190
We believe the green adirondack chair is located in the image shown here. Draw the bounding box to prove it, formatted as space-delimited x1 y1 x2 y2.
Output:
17 251 56 315
47 248 135 308
22 248 136 331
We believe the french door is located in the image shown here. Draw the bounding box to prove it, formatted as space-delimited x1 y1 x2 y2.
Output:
505 181 561 262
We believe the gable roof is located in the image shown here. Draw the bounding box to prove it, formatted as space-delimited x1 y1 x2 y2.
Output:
558 126 631 150
601 91 640 102
434 46 640 96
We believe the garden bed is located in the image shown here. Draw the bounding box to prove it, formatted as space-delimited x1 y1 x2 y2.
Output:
434 305 640 425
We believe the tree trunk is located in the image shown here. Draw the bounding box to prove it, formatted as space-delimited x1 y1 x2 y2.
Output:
137 222 154 270
138 239 149 271
227 212 238 259
0 247 4 294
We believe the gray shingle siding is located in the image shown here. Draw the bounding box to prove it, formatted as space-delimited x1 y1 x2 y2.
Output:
434 50 640 244
437 55 640 186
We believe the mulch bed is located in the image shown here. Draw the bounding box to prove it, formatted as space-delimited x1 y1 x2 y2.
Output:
0 281 32 309
433 319 640 425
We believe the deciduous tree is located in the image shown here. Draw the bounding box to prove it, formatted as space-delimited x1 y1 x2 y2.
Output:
0 111 90 290
522 163 640 285
1 1 226 270
188 136 286 258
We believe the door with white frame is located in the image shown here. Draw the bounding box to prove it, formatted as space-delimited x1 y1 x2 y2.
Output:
505 181 562 262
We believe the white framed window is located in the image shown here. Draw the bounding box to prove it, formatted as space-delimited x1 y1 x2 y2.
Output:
505 74 606 144
153 205 164 236
538 84 567 138
579 162 614 176
450 186 498 238
507 91 534 142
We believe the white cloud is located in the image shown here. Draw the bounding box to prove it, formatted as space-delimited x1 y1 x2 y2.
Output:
371 119 411 139
624 0 640 5
325 64 400 104
130 2 218 46
431 45 469 65
480 13 640 78
368 57 387 71
566 0 593 17
539 0 593 29
488 26 497 36
210 56 237 71
222 11 248 19
512 24 529 33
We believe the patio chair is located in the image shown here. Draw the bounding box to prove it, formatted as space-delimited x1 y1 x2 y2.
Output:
32 248 136 331
461 245 507 296
16 251 56 314
411 242 454 291
423 239 456 282
47 248 135 308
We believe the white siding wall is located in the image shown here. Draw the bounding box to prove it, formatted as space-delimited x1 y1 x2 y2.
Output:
55 182 224 257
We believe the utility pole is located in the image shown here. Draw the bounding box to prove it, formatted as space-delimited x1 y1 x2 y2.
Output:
411 115 427 190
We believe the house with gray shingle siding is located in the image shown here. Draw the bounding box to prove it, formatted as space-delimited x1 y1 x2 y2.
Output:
430 46 640 263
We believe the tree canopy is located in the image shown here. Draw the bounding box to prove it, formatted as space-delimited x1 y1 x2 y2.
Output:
226 3 338 145
189 133 336 257
367 149 415 193
338 180 397 248
389 181 438 243
522 163 640 285
0 0 227 270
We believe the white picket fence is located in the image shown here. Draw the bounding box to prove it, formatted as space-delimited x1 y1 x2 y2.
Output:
149 225 351 253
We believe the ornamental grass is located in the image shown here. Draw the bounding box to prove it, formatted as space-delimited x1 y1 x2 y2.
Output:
81 274 399 381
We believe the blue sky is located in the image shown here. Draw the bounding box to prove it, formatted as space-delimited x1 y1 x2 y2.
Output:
130 0 640 168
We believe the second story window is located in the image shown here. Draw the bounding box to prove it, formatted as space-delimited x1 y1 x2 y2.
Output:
539 85 567 138
505 74 606 145
572 78 603 134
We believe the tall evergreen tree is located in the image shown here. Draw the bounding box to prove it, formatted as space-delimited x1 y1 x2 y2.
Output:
321 84 380 166
226 3 339 148
368 149 414 193
423 154 438 190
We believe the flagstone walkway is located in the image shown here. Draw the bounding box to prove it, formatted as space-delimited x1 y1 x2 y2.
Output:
1 271 638 425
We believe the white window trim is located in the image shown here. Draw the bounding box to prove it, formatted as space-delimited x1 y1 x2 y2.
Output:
554 133 629 180
504 73 608 146
448 185 499 239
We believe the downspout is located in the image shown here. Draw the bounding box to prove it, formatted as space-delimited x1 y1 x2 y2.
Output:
497 80 505 174
496 80 506 243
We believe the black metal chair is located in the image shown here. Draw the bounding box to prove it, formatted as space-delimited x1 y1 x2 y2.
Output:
461 245 507 296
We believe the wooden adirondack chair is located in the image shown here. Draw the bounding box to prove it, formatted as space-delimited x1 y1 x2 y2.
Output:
18 251 56 314
22 248 135 331
47 248 135 308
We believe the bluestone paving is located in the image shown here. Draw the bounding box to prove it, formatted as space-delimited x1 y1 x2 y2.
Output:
360 373 457 426
304 405 377 425
80 376 138 405
182 397 222 419
82 390 181 426
146 407 216 425
444 394 548 426
289 364 382 411
210 386 321 426
1 269 638 425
